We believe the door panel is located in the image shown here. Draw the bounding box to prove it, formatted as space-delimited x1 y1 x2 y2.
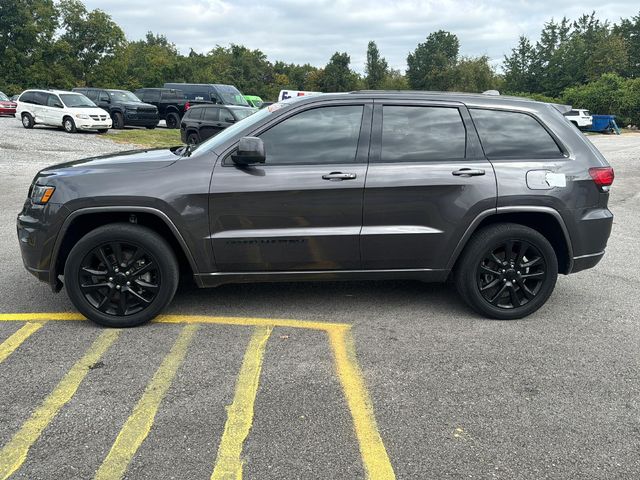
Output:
209 102 372 272
362 101 497 270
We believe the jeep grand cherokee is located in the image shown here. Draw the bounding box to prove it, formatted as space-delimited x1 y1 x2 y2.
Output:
17 92 614 327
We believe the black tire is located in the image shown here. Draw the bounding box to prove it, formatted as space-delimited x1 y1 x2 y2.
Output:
187 132 199 145
21 113 34 129
64 223 179 327
97 129 108 134
112 112 124 129
146 125 156 130
166 112 180 129
63 116 77 133
455 223 558 320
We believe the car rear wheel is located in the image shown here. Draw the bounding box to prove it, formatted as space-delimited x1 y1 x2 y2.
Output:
166 112 179 129
187 133 199 145
64 223 179 327
63 117 77 133
146 125 156 130
112 112 124 129
21 113 34 129
455 223 558 320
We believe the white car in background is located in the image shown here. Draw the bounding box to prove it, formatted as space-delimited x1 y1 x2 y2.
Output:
564 109 592 130
16 89 112 133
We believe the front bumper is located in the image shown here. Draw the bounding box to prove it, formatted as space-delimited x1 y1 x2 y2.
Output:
17 201 68 289
124 111 159 127
77 120 112 130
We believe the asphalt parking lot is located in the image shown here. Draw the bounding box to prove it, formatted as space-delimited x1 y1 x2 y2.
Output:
1 115 639 479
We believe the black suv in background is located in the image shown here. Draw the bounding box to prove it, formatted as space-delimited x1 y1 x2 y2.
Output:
18 91 614 327
72 88 159 129
164 83 250 107
134 88 187 129
180 104 257 144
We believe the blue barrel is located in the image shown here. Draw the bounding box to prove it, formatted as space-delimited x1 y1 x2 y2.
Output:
589 115 619 133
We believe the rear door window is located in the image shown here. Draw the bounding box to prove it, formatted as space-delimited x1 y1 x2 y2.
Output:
33 92 48 106
470 109 564 159
380 106 466 162
145 90 161 102
203 107 219 122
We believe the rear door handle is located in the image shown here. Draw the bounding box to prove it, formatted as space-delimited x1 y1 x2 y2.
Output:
322 172 357 181
452 168 485 177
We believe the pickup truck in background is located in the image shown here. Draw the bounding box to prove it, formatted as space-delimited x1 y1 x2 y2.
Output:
134 88 187 129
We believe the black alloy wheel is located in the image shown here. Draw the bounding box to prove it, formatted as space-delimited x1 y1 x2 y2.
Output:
78 242 160 316
64 223 179 327
476 240 546 309
166 112 179 129
455 223 558 320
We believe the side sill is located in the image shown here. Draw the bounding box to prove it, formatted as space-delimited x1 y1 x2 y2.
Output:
194 268 450 288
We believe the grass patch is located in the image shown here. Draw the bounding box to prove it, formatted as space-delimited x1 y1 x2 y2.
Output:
104 128 183 148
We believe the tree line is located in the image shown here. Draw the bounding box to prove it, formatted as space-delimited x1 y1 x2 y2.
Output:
0 1 638 124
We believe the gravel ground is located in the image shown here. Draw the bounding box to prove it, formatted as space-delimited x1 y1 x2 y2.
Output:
1 114 639 479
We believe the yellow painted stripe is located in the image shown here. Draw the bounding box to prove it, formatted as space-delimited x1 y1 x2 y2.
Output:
328 328 396 480
0 329 120 480
211 326 272 480
0 313 348 332
94 325 198 480
0 322 45 364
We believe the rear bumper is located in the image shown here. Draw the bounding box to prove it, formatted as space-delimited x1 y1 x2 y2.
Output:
565 207 613 274
570 251 604 273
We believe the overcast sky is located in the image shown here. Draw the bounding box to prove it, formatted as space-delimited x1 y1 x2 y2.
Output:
83 0 639 72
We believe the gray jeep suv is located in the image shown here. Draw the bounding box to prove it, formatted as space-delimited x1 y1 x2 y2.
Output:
17 91 614 327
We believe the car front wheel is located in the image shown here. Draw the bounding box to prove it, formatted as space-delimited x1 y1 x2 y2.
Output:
455 223 558 320
64 223 179 327
63 117 77 133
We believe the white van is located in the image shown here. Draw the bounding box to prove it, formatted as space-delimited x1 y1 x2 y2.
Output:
277 90 322 102
16 89 112 133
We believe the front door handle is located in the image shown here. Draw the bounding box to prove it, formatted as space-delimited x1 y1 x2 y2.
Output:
322 172 357 181
452 168 485 177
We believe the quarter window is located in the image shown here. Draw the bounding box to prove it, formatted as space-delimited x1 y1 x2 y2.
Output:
203 107 219 122
380 106 466 162
259 105 364 165
470 109 564 159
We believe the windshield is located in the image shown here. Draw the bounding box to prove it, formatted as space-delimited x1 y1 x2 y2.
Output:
193 107 274 155
230 107 257 120
0 92 8 101
60 93 96 108
216 85 249 106
108 90 141 102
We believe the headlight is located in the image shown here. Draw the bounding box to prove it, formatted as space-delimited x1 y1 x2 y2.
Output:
30 185 55 204
75 114 90 119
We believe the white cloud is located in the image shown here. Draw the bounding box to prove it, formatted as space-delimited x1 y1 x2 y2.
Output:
82 0 639 72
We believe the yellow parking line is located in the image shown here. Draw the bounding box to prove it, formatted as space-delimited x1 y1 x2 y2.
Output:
329 328 396 480
94 325 198 480
0 329 120 480
0 322 45 364
211 326 272 480
0 313 349 332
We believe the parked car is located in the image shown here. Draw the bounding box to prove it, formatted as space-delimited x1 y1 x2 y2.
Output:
72 88 159 129
16 89 111 133
10 94 20 102
0 91 17 116
134 88 187 129
18 91 614 327
243 95 264 108
164 83 250 107
180 104 257 144
564 109 592 130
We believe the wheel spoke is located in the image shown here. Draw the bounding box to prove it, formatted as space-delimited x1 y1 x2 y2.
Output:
480 278 500 291
126 247 144 268
521 257 542 269
80 282 109 290
117 290 128 315
127 287 151 304
135 279 159 290
132 262 155 278
480 265 501 276
515 242 527 266
508 284 521 307
521 271 544 280
489 284 508 305
112 243 124 268
97 247 112 272
504 241 514 263
81 267 108 276
516 279 536 300
490 252 504 266
96 287 114 312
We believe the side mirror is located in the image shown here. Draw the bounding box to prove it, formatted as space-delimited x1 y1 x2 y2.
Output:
231 137 265 166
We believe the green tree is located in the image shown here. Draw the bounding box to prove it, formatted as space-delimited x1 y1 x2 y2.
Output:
57 0 126 85
365 41 388 89
614 12 640 77
321 52 359 92
503 36 536 93
380 69 409 90
0 0 58 92
406 30 459 90
452 56 497 92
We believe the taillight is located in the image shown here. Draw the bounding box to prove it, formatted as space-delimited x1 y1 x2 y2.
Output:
589 167 614 189
184 101 190 111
